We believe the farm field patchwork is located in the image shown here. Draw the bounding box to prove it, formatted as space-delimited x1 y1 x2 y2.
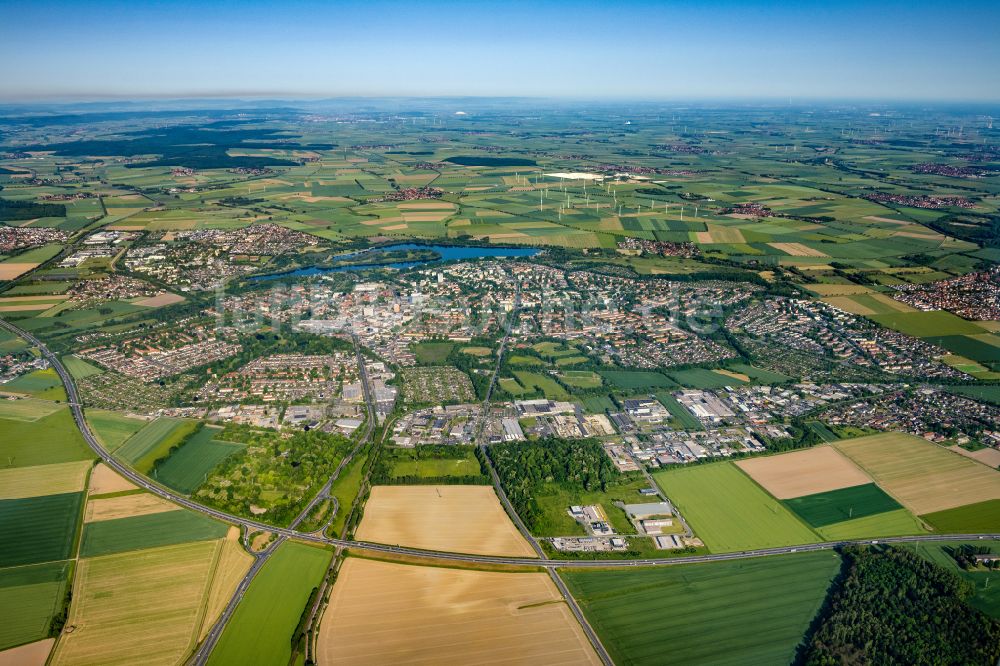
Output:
834 432 1000 515
207 541 331 666
736 445 872 499
317 558 600 666
0 561 70 651
919 499 1000 533
154 425 245 494
0 408 93 467
784 484 904 528
0 639 54 666
84 492 179 523
0 492 83 567
814 508 929 541
79 507 229 557
653 462 818 552
85 410 148 451
115 417 198 473
198 530 253 641
49 540 220 666
0 460 91 499
355 485 537 557
0 397 61 421
562 550 842 666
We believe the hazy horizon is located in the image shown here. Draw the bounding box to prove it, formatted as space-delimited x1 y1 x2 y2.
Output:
1 0 998 103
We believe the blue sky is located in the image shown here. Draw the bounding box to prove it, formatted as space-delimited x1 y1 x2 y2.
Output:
1 0 998 101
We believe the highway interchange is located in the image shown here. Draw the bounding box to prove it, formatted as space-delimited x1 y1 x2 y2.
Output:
2 315 998 666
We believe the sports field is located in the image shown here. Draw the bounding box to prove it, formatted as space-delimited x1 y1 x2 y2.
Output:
736 445 871 499
208 541 331 666
50 540 220 666
355 486 536 557
561 550 842 666
834 432 1000 515
0 460 91 499
317 558 600 666
653 463 818 552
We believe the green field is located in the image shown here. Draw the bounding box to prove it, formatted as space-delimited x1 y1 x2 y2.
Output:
208 541 332 666
1 368 65 401
512 370 570 400
0 408 93 467
85 409 148 451
327 451 368 538
0 397 61 421
116 417 199 473
907 540 1000 619
0 491 83 567
920 499 1000 533
62 354 103 380
598 370 676 390
388 453 483 480
724 363 793 384
868 311 986 338
411 341 455 364
562 550 842 666
531 476 658 536
154 425 245 494
579 394 617 414
654 463 818 552
655 392 702 430
79 508 229 557
0 560 70 651
784 483 903 528
815 508 928 541
557 370 602 388
667 367 747 389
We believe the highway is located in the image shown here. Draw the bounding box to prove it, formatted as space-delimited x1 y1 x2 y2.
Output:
4 317 999 664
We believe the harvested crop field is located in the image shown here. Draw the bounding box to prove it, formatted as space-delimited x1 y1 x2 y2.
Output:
0 460 91 499
87 463 137 495
134 292 184 307
735 445 871 499
317 558 599 666
0 639 54 666
834 432 1000 515
198 529 252 641
85 492 179 522
355 486 536 557
50 540 220 666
